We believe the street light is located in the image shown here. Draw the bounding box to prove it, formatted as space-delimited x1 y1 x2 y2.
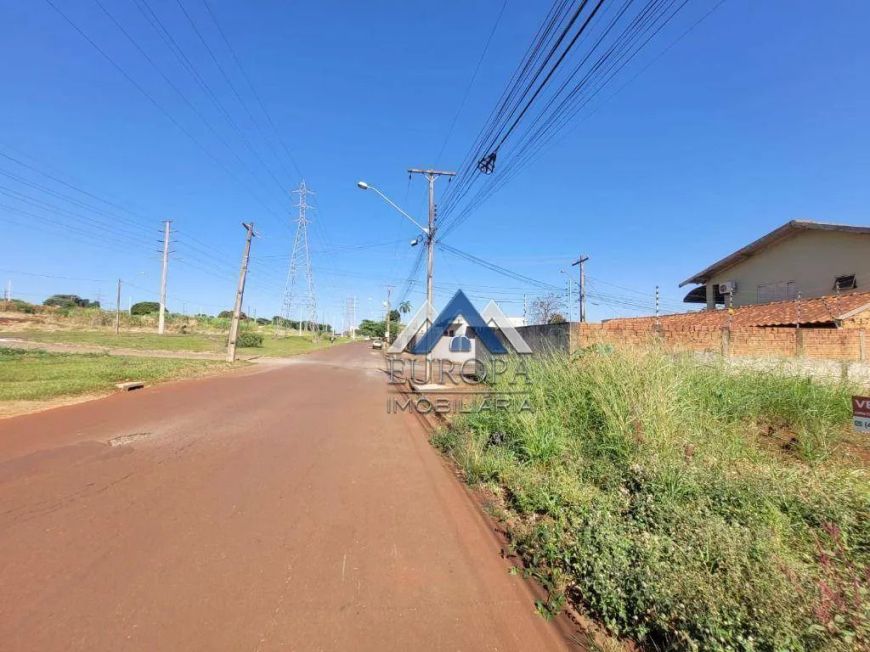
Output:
356 180 429 235
357 171 454 381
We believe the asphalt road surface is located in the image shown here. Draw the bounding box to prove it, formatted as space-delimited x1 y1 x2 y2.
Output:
0 343 574 650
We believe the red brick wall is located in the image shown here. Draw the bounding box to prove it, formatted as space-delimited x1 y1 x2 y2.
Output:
570 323 867 362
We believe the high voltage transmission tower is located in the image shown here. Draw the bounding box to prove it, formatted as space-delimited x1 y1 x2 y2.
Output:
278 181 317 336
344 296 357 339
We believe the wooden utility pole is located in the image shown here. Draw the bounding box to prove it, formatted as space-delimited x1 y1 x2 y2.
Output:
115 278 122 335
227 222 256 363
158 219 172 335
571 254 589 323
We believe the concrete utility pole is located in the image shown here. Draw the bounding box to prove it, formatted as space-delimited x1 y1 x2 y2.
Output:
407 169 455 325
226 222 256 363
408 168 455 380
158 220 172 335
571 254 589 323
115 278 122 335
385 285 393 344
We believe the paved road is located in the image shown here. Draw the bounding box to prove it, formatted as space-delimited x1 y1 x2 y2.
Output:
0 343 574 650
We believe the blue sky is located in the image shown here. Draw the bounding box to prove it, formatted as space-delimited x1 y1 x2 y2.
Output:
1 0 869 327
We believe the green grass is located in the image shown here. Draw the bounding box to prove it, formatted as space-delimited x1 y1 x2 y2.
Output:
0 347 232 401
1 330 342 357
434 348 869 651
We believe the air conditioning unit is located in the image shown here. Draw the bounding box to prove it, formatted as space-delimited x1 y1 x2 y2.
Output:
718 281 737 295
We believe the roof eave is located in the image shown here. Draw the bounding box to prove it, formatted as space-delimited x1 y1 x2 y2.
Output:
679 220 870 288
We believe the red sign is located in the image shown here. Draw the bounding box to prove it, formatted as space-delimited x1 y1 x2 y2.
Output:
853 396 870 418
852 396 870 433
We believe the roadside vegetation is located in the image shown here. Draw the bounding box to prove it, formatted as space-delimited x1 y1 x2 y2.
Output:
0 347 231 402
3 329 339 357
0 300 344 357
434 348 869 651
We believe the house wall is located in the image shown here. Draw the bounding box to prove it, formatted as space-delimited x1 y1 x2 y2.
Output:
707 230 870 307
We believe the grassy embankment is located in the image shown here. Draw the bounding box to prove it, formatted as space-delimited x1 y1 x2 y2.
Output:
1 330 337 357
434 348 869 651
0 347 231 401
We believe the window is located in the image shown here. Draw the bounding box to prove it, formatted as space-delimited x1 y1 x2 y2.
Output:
757 281 797 303
834 274 857 291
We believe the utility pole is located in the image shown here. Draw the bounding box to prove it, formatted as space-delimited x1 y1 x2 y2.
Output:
385 285 393 344
407 169 456 324
3 280 10 309
158 219 172 335
227 222 256 363
655 285 660 319
408 168 455 379
571 254 589 323
352 297 357 340
115 278 122 335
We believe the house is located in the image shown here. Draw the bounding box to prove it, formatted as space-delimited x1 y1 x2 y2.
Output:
681 220 870 309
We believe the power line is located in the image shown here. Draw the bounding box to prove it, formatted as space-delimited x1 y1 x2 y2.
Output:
200 0 304 180
42 0 286 225
434 0 508 165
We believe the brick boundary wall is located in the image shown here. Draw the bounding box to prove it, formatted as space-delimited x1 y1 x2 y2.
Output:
558 323 869 362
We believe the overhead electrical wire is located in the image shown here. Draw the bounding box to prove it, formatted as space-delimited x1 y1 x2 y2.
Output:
43 0 287 226
434 0 508 166
437 0 716 239
200 0 304 181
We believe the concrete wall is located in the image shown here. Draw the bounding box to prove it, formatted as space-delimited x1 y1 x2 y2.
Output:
708 230 870 307
516 323 571 354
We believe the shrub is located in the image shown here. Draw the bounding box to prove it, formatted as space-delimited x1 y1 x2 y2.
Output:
236 332 263 348
43 294 99 309
440 349 868 651
4 299 36 313
131 301 161 315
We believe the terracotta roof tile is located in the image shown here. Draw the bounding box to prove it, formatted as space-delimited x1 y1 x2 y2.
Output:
603 291 870 329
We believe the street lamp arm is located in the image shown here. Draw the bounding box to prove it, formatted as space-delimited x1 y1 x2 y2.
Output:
361 183 429 234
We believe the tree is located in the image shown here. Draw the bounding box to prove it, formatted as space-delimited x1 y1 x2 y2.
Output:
398 300 412 317
531 293 565 325
548 313 567 324
131 301 161 315
43 294 99 309
357 319 386 338
219 310 248 320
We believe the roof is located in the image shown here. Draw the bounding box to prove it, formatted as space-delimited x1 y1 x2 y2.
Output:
680 220 870 287
603 290 870 329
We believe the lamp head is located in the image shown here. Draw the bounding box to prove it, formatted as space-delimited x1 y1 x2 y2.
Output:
356 181 369 190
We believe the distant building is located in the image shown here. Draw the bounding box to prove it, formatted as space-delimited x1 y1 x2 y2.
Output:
681 220 870 309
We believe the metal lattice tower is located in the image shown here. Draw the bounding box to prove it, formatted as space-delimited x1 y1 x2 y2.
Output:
278 181 317 335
